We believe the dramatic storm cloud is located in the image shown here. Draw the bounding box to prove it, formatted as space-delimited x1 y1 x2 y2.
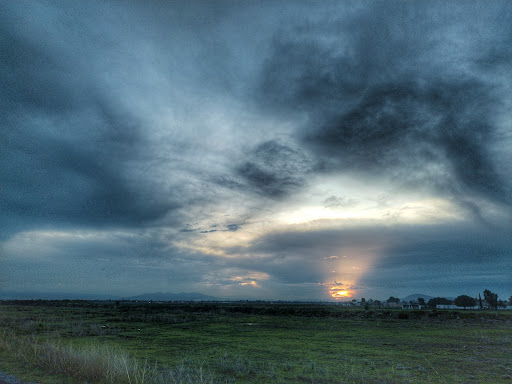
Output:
1 1 510 300
258 2 512 207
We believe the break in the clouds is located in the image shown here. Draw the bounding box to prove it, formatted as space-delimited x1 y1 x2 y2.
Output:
1 1 510 300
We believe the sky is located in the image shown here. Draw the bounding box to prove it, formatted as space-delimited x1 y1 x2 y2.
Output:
1 1 511 301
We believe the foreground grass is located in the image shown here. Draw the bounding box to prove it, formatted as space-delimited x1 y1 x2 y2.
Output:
0 329 213 384
1 301 511 383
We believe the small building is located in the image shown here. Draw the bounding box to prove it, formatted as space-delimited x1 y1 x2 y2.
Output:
436 304 459 309
436 304 480 310
402 303 425 310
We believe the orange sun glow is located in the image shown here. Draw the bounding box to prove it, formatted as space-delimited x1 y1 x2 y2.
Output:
331 290 352 298
324 280 357 299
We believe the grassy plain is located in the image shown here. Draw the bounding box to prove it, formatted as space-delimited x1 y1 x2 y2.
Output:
0 301 511 383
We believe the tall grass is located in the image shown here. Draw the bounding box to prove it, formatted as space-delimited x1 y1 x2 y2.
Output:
0 329 215 384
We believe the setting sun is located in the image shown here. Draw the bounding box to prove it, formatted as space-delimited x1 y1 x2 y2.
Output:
324 281 356 299
331 290 352 298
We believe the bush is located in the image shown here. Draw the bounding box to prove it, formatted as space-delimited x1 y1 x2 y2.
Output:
454 295 476 309
397 312 409 319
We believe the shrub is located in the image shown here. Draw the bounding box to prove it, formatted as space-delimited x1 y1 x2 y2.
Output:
397 312 409 319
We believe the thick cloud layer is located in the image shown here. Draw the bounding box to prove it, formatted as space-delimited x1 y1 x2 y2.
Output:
257 1 512 208
1 1 510 299
0 2 182 237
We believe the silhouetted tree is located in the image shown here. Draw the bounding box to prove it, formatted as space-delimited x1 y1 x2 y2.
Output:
479 293 483 309
498 300 507 309
454 295 476 309
483 289 498 309
417 298 426 306
386 296 400 304
427 297 453 308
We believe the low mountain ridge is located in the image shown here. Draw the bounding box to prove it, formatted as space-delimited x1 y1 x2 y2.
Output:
402 293 433 302
122 292 220 301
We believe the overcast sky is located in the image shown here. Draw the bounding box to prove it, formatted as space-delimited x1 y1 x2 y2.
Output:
1 1 511 301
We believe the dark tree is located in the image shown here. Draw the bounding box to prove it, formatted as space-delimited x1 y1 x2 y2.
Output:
427 297 453 308
417 298 426 306
454 295 476 309
498 300 507 308
386 296 400 304
479 293 483 309
483 289 498 309
509 296 512 305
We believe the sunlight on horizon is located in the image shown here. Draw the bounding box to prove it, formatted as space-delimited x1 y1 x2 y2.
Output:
331 289 352 298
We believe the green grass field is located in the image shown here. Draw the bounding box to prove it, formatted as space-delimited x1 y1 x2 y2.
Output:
0 301 511 383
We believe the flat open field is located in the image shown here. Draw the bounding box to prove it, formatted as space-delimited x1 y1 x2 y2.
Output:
0 301 511 384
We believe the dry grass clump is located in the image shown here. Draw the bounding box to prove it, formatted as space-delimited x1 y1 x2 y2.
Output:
215 353 276 379
0 329 214 384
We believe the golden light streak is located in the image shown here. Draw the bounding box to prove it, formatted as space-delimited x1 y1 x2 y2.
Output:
325 281 356 299
229 272 269 289
173 193 463 262
277 196 462 227
279 206 369 225
239 281 261 288
322 248 379 300
331 290 351 298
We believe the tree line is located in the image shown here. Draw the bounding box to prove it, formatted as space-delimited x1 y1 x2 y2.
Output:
411 289 509 309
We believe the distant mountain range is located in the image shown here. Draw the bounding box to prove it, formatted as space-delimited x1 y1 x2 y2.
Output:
0 291 454 302
121 292 220 301
401 294 456 302
0 291 221 301
0 291 119 300
402 294 433 302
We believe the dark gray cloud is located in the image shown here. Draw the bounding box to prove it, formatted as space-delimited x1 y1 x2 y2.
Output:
235 140 313 198
256 1 512 208
0 2 183 237
1 108 177 234
323 196 357 208
226 224 241 232
180 224 240 234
